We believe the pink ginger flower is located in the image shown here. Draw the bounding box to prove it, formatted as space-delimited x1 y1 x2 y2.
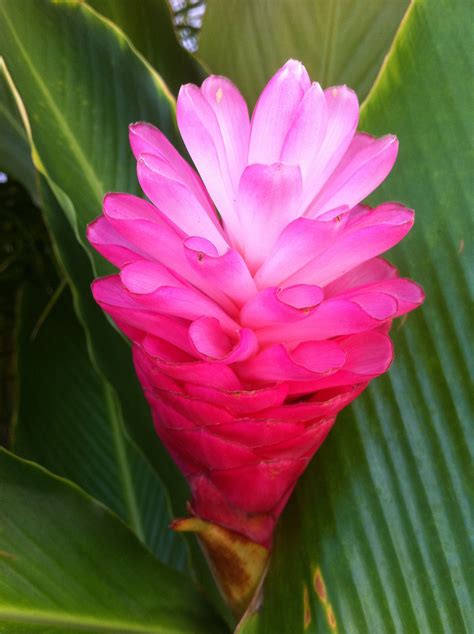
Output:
88 60 423 550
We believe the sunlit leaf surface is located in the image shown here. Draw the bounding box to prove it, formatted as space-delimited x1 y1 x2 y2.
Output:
240 0 472 631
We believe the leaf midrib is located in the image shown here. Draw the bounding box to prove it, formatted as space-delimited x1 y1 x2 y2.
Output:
0 606 179 634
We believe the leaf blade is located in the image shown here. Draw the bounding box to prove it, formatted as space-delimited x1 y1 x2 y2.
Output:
0 448 226 634
0 1 225 610
239 0 472 631
0 0 189 515
197 0 409 106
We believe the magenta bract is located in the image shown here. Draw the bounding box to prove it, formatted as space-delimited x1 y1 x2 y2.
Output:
88 60 423 548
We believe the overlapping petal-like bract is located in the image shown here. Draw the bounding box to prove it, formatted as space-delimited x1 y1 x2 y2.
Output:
88 61 423 548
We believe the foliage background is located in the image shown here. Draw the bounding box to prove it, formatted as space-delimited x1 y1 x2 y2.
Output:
0 0 472 632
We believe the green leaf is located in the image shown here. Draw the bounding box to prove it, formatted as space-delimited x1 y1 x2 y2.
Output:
14 277 189 573
0 0 189 514
0 1 226 613
87 0 205 94
240 1 472 632
0 448 226 633
197 0 409 107
0 0 176 275
0 85 191 568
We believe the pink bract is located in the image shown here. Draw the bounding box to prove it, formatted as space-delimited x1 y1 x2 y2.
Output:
88 60 423 548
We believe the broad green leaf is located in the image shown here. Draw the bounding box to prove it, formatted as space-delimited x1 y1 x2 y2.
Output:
0 0 189 519
14 278 188 573
0 1 226 613
240 1 472 632
87 0 205 93
0 60 191 569
197 0 409 107
0 448 226 633
0 0 176 276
